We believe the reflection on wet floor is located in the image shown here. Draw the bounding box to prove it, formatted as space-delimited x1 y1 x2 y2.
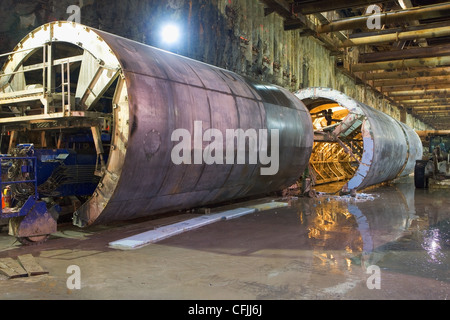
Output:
0 177 448 299
150 177 449 299
160 177 448 286
296 179 449 282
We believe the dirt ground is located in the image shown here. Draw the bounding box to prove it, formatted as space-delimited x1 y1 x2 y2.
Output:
0 178 448 304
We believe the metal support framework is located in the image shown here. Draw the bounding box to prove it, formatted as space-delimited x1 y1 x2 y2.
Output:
259 0 341 53
400 98 450 105
393 93 450 100
359 44 450 63
352 56 450 72
389 89 449 96
91 126 106 176
374 76 450 87
413 106 450 111
415 109 450 114
380 84 450 92
363 67 450 81
61 59 71 115
291 0 385 15
405 103 450 107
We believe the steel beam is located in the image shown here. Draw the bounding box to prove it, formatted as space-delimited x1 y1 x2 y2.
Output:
388 89 450 96
374 75 450 87
380 84 450 92
363 67 450 80
412 106 450 110
292 0 392 15
259 0 341 52
393 94 450 101
399 98 450 104
419 115 450 119
352 56 450 72
359 44 450 63
415 110 450 114
403 103 450 107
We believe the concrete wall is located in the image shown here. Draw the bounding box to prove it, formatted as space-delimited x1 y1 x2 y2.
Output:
0 0 431 130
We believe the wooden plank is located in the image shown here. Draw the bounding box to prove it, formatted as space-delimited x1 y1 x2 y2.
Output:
17 254 48 276
0 257 28 279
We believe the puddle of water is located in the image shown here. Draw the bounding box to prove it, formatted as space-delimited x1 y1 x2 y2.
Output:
293 180 449 282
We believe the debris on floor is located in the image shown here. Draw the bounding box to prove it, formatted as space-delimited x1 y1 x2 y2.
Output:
316 192 379 202
0 254 48 279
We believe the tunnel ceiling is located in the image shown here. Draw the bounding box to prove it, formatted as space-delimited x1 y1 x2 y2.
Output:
260 0 450 130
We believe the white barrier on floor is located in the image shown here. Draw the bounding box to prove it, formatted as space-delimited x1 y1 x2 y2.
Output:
109 202 288 250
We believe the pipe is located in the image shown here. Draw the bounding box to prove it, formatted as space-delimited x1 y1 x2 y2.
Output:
319 2 450 33
292 0 390 15
341 26 450 47
295 87 423 191
0 22 314 227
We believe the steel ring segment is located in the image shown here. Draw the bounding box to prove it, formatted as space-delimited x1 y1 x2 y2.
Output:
72 26 314 226
295 87 422 191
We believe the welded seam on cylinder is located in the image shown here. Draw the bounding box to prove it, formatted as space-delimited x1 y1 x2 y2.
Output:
393 121 411 180
122 70 264 103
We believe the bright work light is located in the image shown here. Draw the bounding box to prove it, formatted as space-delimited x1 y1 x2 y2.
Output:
161 23 180 44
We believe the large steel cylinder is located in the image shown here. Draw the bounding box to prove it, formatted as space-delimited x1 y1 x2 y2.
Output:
0 22 314 226
295 87 423 191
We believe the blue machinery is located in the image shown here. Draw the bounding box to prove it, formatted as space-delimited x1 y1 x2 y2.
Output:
0 149 56 244
0 143 101 244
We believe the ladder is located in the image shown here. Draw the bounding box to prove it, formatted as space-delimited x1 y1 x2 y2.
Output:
61 60 71 115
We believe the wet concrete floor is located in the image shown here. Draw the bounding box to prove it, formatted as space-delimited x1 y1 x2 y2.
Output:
0 177 448 300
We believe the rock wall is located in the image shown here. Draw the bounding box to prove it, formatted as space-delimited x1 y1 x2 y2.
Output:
0 0 431 130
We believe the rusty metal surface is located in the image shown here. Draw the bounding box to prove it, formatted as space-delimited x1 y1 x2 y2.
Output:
8 201 57 238
396 120 423 178
68 26 314 226
0 22 314 227
295 87 423 191
0 22 315 227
